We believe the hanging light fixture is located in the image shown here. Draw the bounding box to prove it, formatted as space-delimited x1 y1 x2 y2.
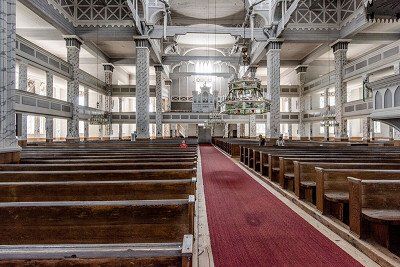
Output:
219 0 270 115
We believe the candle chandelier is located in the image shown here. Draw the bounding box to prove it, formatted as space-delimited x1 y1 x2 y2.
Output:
220 77 270 115
219 0 270 115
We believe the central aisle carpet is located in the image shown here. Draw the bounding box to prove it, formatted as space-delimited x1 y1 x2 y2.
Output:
200 145 363 267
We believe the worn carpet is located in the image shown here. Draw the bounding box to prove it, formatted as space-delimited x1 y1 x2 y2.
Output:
200 145 363 267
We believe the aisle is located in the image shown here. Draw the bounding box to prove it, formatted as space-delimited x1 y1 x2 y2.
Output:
200 145 363 267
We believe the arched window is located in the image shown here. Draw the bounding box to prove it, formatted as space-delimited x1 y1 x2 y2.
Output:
375 91 382 109
394 87 400 107
384 89 393 108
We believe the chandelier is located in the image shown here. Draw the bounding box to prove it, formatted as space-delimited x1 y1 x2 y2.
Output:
320 106 338 127
220 76 270 115
89 112 111 125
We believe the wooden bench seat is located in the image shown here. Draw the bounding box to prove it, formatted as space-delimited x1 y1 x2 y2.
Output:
0 198 194 245
325 192 349 203
362 209 400 224
0 179 196 202
20 157 196 164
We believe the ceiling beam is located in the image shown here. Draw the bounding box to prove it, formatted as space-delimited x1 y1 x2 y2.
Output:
18 0 75 35
301 43 332 65
149 25 268 41
162 55 241 65
170 72 234 79
75 26 136 41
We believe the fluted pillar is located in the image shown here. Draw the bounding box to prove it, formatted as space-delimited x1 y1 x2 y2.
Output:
155 65 163 138
266 39 282 140
165 79 172 111
248 65 257 138
224 123 229 138
331 40 350 141
103 63 114 140
135 38 150 139
45 71 54 142
0 0 19 152
64 35 82 143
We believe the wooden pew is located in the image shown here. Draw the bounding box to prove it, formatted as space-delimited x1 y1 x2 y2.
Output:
348 178 400 255
291 160 400 202
0 168 196 182
315 168 400 224
0 162 196 171
0 178 196 202
0 197 195 245
0 235 193 267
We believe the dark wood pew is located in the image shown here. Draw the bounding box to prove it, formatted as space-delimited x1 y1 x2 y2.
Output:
0 197 194 245
348 178 400 255
0 234 193 267
20 157 196 164
315 168 400 224
293 160 400 202
0 162 196 171
0 178 196 202
0 168 196 182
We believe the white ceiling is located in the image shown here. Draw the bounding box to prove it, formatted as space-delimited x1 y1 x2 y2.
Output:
170 0 244 19
177 33 236 47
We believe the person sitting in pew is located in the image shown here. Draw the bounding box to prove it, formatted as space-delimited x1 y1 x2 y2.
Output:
259 135 266 147
180 140 188 149
276 134 285 147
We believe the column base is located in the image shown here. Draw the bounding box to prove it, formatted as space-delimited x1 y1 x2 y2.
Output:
0 148 21 163
66 138 80 143
46 139 53 143
83 137 89 142
18 139 27 147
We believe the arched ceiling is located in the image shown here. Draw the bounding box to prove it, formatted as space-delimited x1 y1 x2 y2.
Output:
170 0 245 20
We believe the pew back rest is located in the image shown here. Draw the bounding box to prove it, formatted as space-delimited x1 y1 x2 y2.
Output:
361 180 400 210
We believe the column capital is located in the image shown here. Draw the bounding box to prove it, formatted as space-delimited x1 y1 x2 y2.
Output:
266 38 283 52
164 79 172 86
330 39 351 53
154 65 163 72
134 37 150 48
295 65 308 74
102 63 115 73
63 35 83 49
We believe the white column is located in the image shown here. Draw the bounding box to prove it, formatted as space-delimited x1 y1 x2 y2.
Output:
165 79 172 112
118 97 123 140
394 61 400 75
266 39 282 140
45 71 54 142
287 97 293 140
331 40 350 141
324 88 329 141
0 0 19 150
103 63 114 140
362 117 371 142
155 65 163 138
18 61 28 144
84 121 89 141
249 115 257 138
64 35 83 143
135 38 150 139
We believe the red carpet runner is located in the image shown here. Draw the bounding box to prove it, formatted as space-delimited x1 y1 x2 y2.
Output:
200 145 363 267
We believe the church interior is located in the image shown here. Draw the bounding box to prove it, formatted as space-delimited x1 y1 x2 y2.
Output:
0 0 400 266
